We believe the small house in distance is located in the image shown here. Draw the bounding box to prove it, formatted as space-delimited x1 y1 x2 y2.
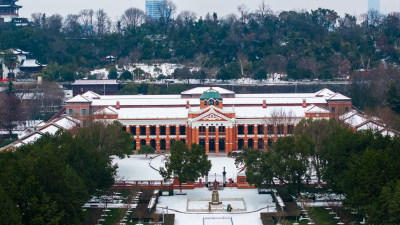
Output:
71 79 119 96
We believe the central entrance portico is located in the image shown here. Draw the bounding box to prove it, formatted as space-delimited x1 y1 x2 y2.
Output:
190 106 235 153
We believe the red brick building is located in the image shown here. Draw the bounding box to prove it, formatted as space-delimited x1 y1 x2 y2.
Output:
65 87 352 153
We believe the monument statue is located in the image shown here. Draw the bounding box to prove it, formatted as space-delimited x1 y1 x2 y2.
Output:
211 179 222 205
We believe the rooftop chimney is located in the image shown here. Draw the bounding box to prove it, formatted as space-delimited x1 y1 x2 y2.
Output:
302 99 307 108
262 99 267 108
186 100 190 109
116 101 120 110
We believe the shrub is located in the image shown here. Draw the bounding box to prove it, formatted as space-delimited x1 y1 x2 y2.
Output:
139 145 155 154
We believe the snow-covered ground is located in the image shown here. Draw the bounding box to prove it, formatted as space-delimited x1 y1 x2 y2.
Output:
113 154 240 181
113 154 276 225
157 188 275 225
113 155 164 180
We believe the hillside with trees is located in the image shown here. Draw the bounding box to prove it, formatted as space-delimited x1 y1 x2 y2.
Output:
0 2 399 82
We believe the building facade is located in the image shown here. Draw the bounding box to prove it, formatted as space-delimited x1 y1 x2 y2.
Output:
72 80 119 96
0 0 21 22
1 49 45 80
368 0 380 13
66 87 352 153
145 0 166 19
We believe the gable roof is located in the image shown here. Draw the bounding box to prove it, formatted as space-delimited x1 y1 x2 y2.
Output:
94 106 118 115
66 95 91 103
305 105 330 114
327 93 351 101
192 107 232 122
82 91 101 99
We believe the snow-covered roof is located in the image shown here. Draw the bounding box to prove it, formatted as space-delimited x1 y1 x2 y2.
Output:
66 95 91 103
82 91 101 99
339 110 358 120
20 59 42 68
234 106 308 119
40 124 61 135
327 93 351 101
181 87 235 95
53 117 79 130
344 114 367 127
94 106 118 115
305 105 330 114
315 88 336 97
357 122 384 131
118 107 189 119
381 130 396 138
20 132 42 145
72 80 118 85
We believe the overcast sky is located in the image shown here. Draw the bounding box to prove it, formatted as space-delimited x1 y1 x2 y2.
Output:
19 0 400 21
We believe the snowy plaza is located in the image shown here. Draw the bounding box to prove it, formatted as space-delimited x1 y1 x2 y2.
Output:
112 154 277 225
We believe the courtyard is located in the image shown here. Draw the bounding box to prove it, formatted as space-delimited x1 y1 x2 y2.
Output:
112 154 276 225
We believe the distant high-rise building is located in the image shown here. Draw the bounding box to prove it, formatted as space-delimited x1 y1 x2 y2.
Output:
368 0 381 14
146 0 166 19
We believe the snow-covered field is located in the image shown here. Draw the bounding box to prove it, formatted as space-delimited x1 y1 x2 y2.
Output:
113 154 240 181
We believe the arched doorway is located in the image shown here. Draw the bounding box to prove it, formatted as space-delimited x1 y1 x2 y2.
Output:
268 138 273 147
209 139 215 152
140 139 146 148
199 139 206 148
258 139 264 150
238 139 244 150
160 139 166 150
219 139 225 152
150 139 156 149
248 139 254 148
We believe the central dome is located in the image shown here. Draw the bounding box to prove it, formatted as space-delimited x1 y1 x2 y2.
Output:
200 88 223 100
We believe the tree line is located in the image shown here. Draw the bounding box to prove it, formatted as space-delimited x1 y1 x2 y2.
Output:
236 118 400 224
0 1 399 82
0 121 132 224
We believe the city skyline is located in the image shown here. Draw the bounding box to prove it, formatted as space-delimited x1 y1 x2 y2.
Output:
19 0 400 21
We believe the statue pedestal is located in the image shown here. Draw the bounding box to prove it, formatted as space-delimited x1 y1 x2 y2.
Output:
211 190 222 205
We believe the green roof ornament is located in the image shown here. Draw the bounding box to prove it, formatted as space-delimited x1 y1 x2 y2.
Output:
200 88 223 100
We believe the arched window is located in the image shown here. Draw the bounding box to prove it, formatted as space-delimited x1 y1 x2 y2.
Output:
209 99 214 105
238 139 244 150
248 139 254 148
160 139 166 150
258 139 264 150
150 139 156 149
204 100 208 106
215 100 219 105
248 125 254 135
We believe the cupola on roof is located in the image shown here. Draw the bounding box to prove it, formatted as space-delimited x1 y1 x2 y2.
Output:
200 88 223 100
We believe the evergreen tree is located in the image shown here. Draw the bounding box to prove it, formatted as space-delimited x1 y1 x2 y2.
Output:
160 141 211 193
386 82 400 113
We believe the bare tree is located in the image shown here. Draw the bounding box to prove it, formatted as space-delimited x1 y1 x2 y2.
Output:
256 0 272 22
177 10 197 24
79 9 94 36
121 7 145 29
157 1 177 25
0 92 24 140
95 9 111 36
63 14 82 37
47 14 63 35
263 54 288 81
237 4 249 23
